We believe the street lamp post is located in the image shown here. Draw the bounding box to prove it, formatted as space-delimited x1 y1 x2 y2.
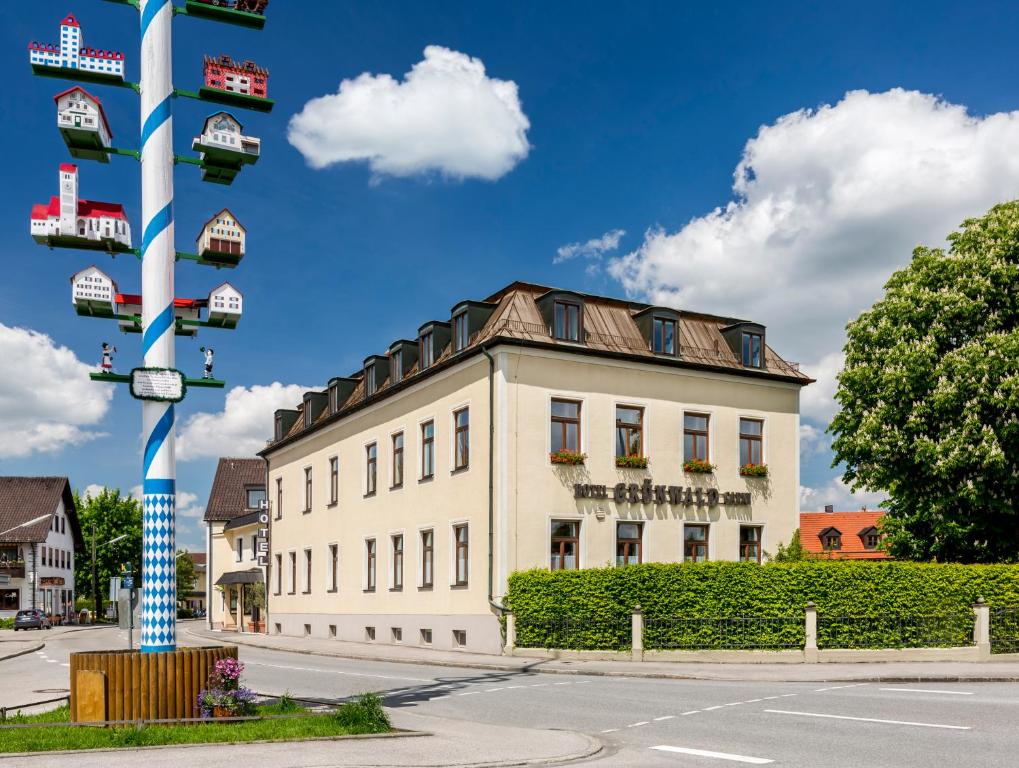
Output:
90 527 128 622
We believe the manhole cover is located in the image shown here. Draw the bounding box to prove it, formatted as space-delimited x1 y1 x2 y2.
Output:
32 689 69 694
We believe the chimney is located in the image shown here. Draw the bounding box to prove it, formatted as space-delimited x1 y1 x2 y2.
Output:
823 504 834 513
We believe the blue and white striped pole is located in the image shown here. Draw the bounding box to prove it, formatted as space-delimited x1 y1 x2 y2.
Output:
139 0 177 653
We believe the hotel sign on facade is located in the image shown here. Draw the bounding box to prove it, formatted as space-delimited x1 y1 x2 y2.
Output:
574 479 752 507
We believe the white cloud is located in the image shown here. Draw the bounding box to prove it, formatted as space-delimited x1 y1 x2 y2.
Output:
800 477 886 512
608 88 1019 422
177 382 311 462
83 484 106 500
175 491 204 520
0 324 112 458
288 46 531 181
799 423 828 457
554 229 626 264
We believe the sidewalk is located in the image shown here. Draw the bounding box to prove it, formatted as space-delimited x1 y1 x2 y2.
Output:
0 710 601 767
186 625 1019 682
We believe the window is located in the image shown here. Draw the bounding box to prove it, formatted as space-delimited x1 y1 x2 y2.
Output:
420 628 433 645
742 331 763 368
288 552 297 594
246 487 266 510
739 418 764 467
420 332 434 369
553 300 581 341
328 544 338 591
390 350 403 384
739 526 762 563
421 529 434 588
391 535 404 590
615 406 644 457
274 553 282 595
453 408 470 470
453 312 469 352
366 443 377 495
304 467 313 512
421 421 435 479
329 457 338 505
684 414 710 462
550 399 581 454
250 535 257 561
684 524 709 562
392 627 403 643
453 629 467 647
392 432 404 488
862 529 880 549
365 364 377 397
0 590 18 611
453 524 469 586
823 531 842 551
303 549 312 594
365 539 376 591
652 316 676 355
236 538 243 563
550 521 580 570
616 522 642 566
275 478 283 520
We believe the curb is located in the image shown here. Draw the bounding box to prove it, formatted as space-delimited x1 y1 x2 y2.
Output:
0 643 44 663
185 630 1019 684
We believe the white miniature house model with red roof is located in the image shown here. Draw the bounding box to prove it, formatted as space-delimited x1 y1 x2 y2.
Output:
31 164 132 251
29 14 125 82
56 86 113 162
206 282 243 329
196 208 245 265
71 265 119 318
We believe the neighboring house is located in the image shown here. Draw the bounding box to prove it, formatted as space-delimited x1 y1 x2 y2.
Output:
0 477 84 620
196 207 247 260
55 86 113 161
31 164 131 248
204 458 267 632
262 280 813 653
180 552 206 614
193 115 260 161
71 265 118 318
203 55 269 98
206 282 243 329
800 509 889 559
28 14 126 80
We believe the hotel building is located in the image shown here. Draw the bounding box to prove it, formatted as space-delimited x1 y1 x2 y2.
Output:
261 281 812 653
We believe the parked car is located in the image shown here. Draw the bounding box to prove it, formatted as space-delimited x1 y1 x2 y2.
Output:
14 609 52 631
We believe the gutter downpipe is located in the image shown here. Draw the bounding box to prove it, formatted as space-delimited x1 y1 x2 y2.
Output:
481 344 506 616
262 454 271 635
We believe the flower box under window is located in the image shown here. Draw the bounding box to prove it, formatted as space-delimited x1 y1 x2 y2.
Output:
616 455 650 469
550 450 587 466
740 463 768 477
683 458 715 474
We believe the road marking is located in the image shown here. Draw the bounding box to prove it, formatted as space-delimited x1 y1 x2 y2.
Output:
703 705 724 711
764 709 970 730
652 745 773 764
601 728 619 733
682 710 700 715
429 696 449 701
654 715 676 721
530 683 548 687
879 688 974 696
553 682 571 686
627 721 650 728
576 680 592 684
46 659 58 663
505 685 526 689
724 702 741 706
761 696 781 700
780 693 797 697
487 688 505 692
744 699 762 703
458 691 480 696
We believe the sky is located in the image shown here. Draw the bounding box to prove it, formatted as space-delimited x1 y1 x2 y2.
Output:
3 1 1019 551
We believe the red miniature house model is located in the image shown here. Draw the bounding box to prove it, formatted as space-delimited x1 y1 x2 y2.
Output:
203 55 268 98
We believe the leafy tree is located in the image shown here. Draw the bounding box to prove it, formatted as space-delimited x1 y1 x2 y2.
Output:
830 202 1019 563
73 488 143 619
771 529 809 562
176 549 197 599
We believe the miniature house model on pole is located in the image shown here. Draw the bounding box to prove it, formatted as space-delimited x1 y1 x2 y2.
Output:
29 15 125 82
55 87 113 162
192 113 260 185
31 164 132 251
196 208 246 265
71 265 118 318
116 295 205 338
206 282 243 329
203 55 268 97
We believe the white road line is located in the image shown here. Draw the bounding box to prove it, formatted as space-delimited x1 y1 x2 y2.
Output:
458 691 480 696
553 682 571 686
576 680 592 684
601 728 619 733
764 709 970 730
46 659 58 663
682 710 700 715
761 696 781 700
879 688 974 696
654 715 676 721
505 685 526 689
703 705 724 711
627 721 650 728
652 745 773 764
487 688 505 692
429 696 449 701
530 683 548 687
780 693 797 697
744 699 762 703
724 702 741 706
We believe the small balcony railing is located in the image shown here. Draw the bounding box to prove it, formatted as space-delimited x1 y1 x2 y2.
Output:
0 562 27 578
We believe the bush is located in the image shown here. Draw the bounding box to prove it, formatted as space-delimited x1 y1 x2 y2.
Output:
507 561 1019 650
0 618 13 630
683 458 715 474
333 693 390 734
550 450 586 465
739 463 768 477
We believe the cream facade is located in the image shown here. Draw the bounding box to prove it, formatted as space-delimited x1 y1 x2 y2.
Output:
263 282 810 654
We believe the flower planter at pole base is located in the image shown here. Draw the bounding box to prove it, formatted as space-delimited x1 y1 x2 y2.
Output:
246 620 264 633
69 645 237 723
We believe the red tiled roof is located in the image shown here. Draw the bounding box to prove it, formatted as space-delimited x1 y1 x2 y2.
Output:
116 294 206 309
59 163 77 173
31 196 127 221
54 86 114 140
800 510 889 559
61 14 80 27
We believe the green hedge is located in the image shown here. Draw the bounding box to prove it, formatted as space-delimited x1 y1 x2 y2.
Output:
506 561 1019 651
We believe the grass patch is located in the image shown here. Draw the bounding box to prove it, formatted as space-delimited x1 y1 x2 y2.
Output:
0 695 391 753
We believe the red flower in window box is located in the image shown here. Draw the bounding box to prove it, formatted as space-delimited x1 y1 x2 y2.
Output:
740 463 769 477
615 455 650 469
683 458 715 474
550 450 586 465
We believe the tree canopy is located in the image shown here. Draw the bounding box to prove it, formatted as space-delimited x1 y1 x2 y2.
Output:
830 202 1019 563
176 549 197 598
73 488 143 616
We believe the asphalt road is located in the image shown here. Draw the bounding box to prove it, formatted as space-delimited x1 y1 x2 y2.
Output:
5 624 1018 767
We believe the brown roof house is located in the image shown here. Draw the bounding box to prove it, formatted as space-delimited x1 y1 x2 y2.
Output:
0 477 84 619
800 509 889 560
203 458 267 632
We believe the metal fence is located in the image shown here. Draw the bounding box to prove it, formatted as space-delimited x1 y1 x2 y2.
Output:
644 616 804 650
818 613 974 650
514 615 631 651
991 608 1019 654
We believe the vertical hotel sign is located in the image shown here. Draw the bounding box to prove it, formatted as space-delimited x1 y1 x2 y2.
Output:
256 499 270 566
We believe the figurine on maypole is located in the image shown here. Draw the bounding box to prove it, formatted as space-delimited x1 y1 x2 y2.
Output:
200 346 215 379
99 342 116 374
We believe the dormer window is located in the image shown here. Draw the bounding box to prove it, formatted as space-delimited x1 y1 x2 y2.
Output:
365 364 377 397
390 350 403 384
274 413 283 441
329 382 339 414
652 316 676 355
819 527 842 551
245 486 266 510
303 405 313 429
859 526 881 549
742 331 763 368
553 300 582 342
420 331 434 369
453 311 469 352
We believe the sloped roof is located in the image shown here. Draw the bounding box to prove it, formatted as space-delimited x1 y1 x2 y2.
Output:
204 458 265 522
801 510 889 560
54 86 114 140
0 477 83 549
31 196 128 221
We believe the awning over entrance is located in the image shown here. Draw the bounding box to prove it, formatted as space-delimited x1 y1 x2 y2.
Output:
214 569 263 586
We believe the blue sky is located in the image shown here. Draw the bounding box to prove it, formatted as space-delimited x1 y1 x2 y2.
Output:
3 1 1019 550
